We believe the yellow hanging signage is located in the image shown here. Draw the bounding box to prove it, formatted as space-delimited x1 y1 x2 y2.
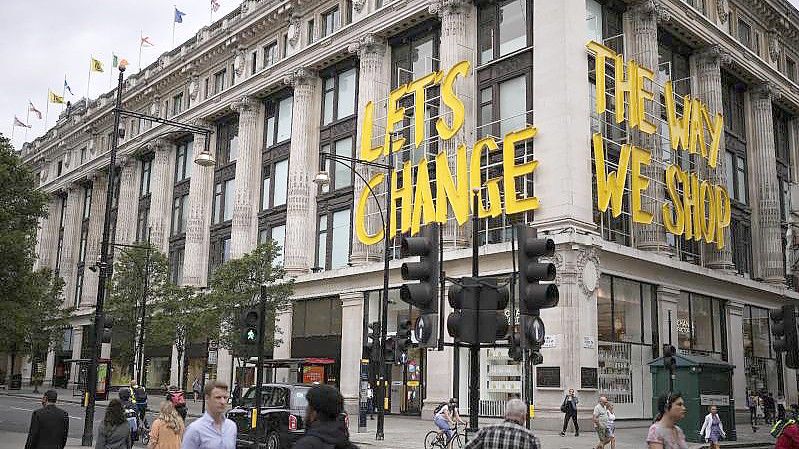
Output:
586 40 731 249
355 61 540 245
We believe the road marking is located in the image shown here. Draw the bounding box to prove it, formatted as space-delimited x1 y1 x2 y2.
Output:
9 406 34 412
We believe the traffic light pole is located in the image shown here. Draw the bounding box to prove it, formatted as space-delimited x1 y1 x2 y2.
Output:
468 190 480 436
253 284 267 444
376 151 393 441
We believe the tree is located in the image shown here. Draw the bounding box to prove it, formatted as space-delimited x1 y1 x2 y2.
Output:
106 245 170 380
206 241 294 372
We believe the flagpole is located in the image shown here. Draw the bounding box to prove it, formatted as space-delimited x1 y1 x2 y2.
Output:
62 75 68 111
44 94 50 129
172 6 176 47
110 55 114 89
86 57 93 99
139 31 143 72
24 109 30 142
11 119 16 143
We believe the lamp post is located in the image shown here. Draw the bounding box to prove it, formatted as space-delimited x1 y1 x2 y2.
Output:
82 62 214 446
313 150 392 440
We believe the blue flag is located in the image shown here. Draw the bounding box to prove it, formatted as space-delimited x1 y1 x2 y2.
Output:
174 7 186 23
63 79 74 95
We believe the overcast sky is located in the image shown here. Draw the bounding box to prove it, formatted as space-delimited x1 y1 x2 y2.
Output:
4 0 799 150
0 0 242 150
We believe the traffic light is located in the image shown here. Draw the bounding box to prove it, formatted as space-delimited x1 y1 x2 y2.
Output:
519 314 546 351
771 305 799 369
101 316 113 344
384 336 397 364
366 322 380 361
447 277 509 345
516 225 558 314
240 307 260 346
662 344 677 373
508 332 522 362
400 224 440 313
396 320 412 351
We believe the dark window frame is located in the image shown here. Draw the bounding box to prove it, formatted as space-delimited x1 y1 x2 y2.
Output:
321 6 341 38
476 0 533 65
321 64 359 126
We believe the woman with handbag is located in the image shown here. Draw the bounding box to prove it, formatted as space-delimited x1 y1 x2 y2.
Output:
699 405 726 449
560 388 579 436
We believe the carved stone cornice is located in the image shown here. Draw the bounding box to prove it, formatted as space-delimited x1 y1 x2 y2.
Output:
752 82 779 101
287 13 301 47
283 67 317 87
695 45 733 68
627 0 671 22
347 33 386 58
769 29 781 63
428 0 469 16
717 0 729 24
231 95 258 114
353 0 366 13
233 46 247 77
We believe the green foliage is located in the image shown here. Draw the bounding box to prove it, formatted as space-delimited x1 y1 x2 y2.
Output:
206 241 294 358
106 244 169 376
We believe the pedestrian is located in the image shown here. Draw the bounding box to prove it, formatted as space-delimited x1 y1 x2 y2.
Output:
775 418 799 449
699 405 726 449
166 386 188 421
96 399 133 449
130 380 149 425
606 402 616 449
592 396 612 449
560 388 579 437
747 391 757 431
779 395 788 421
24 389 69 449
767 393 777 424
755 395 765 426
646 392 688 449
366 387 374 420
462 399 540 449
118 388 140 442
148 401 185 449
192 377 202 403
180 380 236 449
293 384 355 449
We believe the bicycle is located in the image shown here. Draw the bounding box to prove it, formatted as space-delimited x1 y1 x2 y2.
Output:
425 422 464 449
138 416 150 446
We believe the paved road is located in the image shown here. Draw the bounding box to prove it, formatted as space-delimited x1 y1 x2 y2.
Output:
0 394 102 440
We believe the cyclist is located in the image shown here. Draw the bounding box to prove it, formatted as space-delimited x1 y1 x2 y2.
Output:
118 387 141 442
130 380 148 425
433 398 466 447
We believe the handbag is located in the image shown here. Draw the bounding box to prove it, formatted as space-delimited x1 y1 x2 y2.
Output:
560 399 569 413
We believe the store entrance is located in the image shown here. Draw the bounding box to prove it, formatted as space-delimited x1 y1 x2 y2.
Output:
387 346 424 415
598 341 653 419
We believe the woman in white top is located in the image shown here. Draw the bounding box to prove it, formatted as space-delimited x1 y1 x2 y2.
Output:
699 405 726 449
606 403 617 449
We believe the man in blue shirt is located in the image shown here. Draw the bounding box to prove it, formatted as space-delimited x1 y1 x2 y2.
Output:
181 380 237 449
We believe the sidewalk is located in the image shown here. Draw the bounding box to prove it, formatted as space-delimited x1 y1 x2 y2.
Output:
0 386 207 417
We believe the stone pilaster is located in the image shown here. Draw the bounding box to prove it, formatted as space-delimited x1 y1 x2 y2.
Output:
59 185 81 307
44 349 55 387
432 0 474 248
725 302 747 409
182 124 214 287
749 83 785 283
693 46 735 270
283 68 320 277
625 0 667 252
273 308 293 383
38 196 61 270
230 96 260 258
349 34 389 265
656 285 680 348
532 0 595 232
115 157 139 246
339 291 364 414
148 139 174 253
82 173 108 307
69 326 82 385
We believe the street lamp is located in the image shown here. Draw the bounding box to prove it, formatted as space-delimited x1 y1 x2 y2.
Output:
313 149 393 440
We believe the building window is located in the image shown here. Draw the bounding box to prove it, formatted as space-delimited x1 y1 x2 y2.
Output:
722 75 751 276
269 224 286 265
136 207 150 242
169 247 185 284
322 67 357 125
774 107 792 223
292 297 343 337
265 96 293 147
80 147 86 165
174 140 193 182
82 185 93 220
321 7 340 38
171 194 188 235
171 93 184 116
585 0 623 53
264 42 278 68
216 118 239 165
477 0 530 64
315 209 351 270
74 272 84 307
320 137 354 193
307 19 315 44
272 159 289 207
787 57 797 82
212 179 235 224
737 19 753 51
57 160 63 177
282 33 289 58
214 69 226 94
79 228 88 264
55 195 66 271
596 275 656 344
677 292 726 359
210 235 232 272
682 0 705 14
743 305 782 394
139 158 152 197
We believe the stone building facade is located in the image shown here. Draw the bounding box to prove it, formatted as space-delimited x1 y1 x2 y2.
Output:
16 0 799 420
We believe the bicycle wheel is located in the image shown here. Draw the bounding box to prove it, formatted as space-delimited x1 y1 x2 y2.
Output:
451 431 463 449
424 430 443 449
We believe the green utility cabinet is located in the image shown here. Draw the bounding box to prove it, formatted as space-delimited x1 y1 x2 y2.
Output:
649 353 736 443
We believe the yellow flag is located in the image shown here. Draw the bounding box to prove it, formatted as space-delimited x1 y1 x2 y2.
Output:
48 90 65 104
91 57 104 72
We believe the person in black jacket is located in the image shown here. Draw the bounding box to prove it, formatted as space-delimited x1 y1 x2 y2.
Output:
25 389 69 449
294 385 356 449
560 388 579 437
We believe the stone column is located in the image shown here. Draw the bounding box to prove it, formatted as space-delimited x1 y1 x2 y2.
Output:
726 302 747 410
533 0 595 232
82 173 108 307
273 309 293 383
656 285 681 348
433 0 475 248
148 139 174 253
349 34 389 265
38 197 61 270
749 83 785 283
230 96 260 258
625 0 667 252
693 46 735 270
182 124 214 287
339 292 364 413
283 68 321 277
69 326 83 385
115 156 139 246
44 349 55 387
60 185 82 307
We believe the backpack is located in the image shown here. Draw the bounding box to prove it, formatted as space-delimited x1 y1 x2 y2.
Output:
123 403 139 438
169 390 186 407
433 402 447 416
133 386 148 402
772 419 795 438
